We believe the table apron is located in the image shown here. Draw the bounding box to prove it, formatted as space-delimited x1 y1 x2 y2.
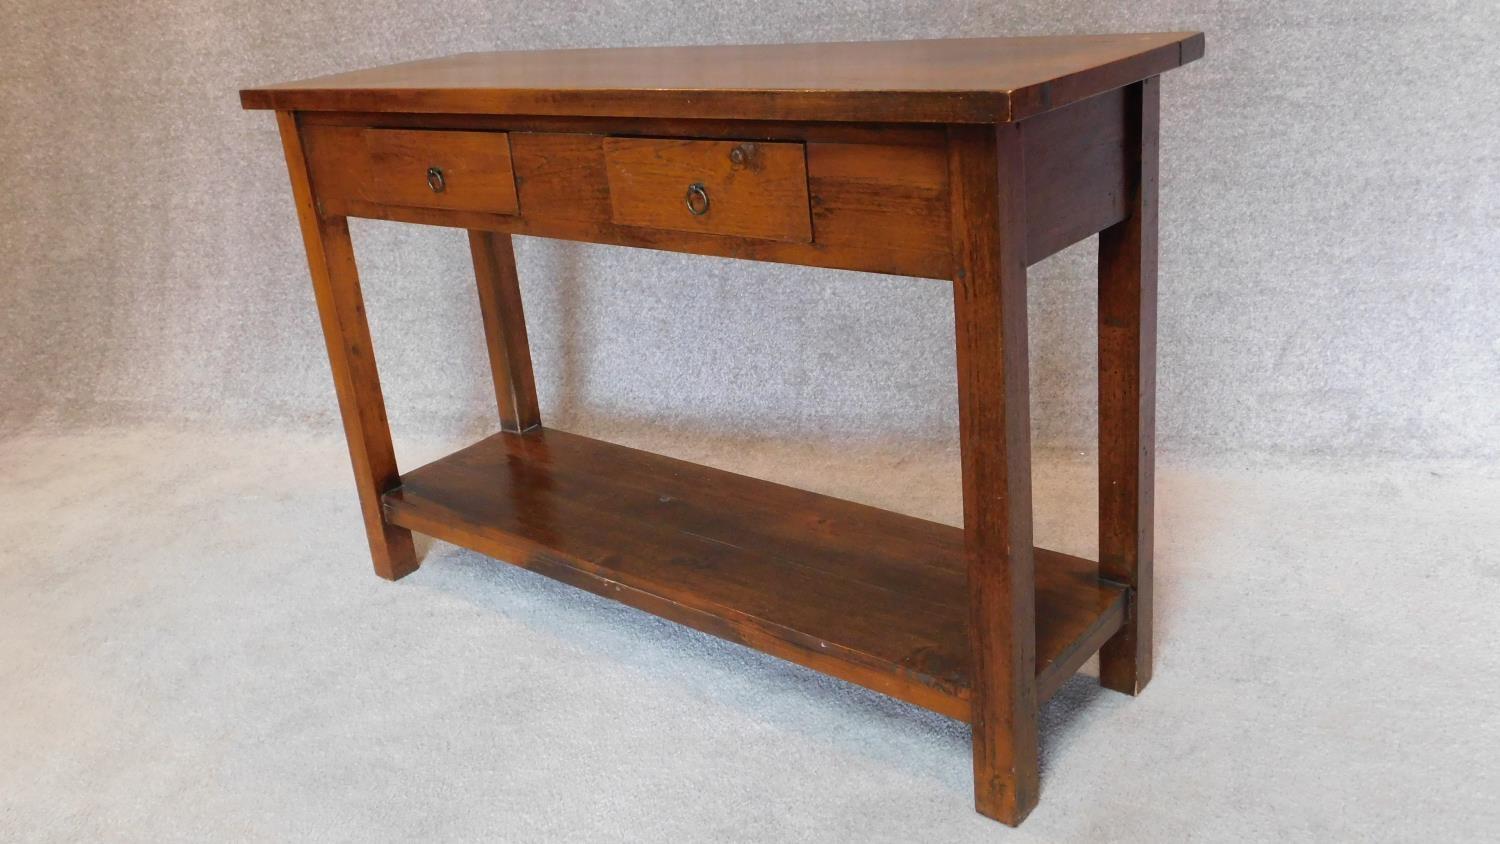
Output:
295 94 1131 279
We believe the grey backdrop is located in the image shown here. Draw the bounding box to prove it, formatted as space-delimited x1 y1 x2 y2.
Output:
3 0 1497 459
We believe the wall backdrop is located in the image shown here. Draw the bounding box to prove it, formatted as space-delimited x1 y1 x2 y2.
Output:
3 1 1497 459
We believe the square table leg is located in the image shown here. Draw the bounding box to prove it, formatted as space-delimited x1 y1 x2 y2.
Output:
1098 77 1159 695
948 123 1040 826
468 231 541 433
277 111 418 581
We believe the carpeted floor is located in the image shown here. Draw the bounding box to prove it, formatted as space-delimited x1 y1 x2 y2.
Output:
2 425 1496 841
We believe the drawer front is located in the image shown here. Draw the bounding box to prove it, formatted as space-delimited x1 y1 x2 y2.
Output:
300 120 952 278
364 129 518 214
602 138 812 243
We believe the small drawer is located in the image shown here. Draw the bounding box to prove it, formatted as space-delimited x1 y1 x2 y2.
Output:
363 129 519 214
602 138 812 243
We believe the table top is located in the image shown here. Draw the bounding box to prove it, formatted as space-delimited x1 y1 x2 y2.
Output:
240 33 1204 124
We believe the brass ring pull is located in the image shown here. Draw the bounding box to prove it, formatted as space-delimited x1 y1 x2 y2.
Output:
684 182 710 216
426 166 446 193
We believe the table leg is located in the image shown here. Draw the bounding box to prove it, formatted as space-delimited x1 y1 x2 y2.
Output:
276 111 417 581
468 231 541 432
1098 77 1159 694
948 123 1039 826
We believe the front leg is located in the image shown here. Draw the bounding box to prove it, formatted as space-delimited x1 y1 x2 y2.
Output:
277 111 417 581
1098 77 1160 695
948 123 1039 826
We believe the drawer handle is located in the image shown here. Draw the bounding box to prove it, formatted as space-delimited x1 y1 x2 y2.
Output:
684 182 710 216
426 166 446 194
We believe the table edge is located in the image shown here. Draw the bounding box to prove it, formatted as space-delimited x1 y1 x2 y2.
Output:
239 33 1203 124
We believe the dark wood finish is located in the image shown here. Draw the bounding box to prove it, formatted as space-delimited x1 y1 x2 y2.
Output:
602 137 813 243
363 128 518 214
468 231 539 432
948 122 1039 825
240 34 1203 123
1023 86 1129 263
249 36 1201 829
381 427 1126 719
275 111 417 580
1098 77 1160 695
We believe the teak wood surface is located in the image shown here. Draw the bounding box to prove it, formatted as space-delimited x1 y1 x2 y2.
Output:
245 34 1203 828
241 33 1203 123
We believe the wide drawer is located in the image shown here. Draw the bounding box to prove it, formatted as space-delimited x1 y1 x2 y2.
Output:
602 137 813 243
363 129 519 214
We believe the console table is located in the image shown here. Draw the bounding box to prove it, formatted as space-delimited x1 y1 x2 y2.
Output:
242 33 1204 826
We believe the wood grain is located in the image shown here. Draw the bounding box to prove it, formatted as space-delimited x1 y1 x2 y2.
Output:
294 110 1140 274
468 231 539 432
805 140 950 266
302 123 951 278
364 128 518 214
381 427 1125 720
948 122 1039 826
603 138 812 243
275 111 417 580
1024 87 1129 263
297 110 950 146
1098 77 1160 695
241 33 1204 123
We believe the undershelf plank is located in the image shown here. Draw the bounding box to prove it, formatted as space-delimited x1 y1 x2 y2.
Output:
382 428 1126 719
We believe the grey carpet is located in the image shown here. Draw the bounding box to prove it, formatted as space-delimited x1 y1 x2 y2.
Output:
2 426 1495 841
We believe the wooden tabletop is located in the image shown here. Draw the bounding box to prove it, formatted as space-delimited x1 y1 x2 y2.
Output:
240 33 1204 123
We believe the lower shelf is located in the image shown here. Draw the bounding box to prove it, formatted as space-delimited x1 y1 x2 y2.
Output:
382 427 1126 720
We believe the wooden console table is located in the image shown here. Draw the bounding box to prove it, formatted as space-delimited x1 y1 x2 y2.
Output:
242 33 1203 826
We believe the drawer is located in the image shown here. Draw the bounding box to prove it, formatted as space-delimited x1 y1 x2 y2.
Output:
363 129 519 214
602 138 812 243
